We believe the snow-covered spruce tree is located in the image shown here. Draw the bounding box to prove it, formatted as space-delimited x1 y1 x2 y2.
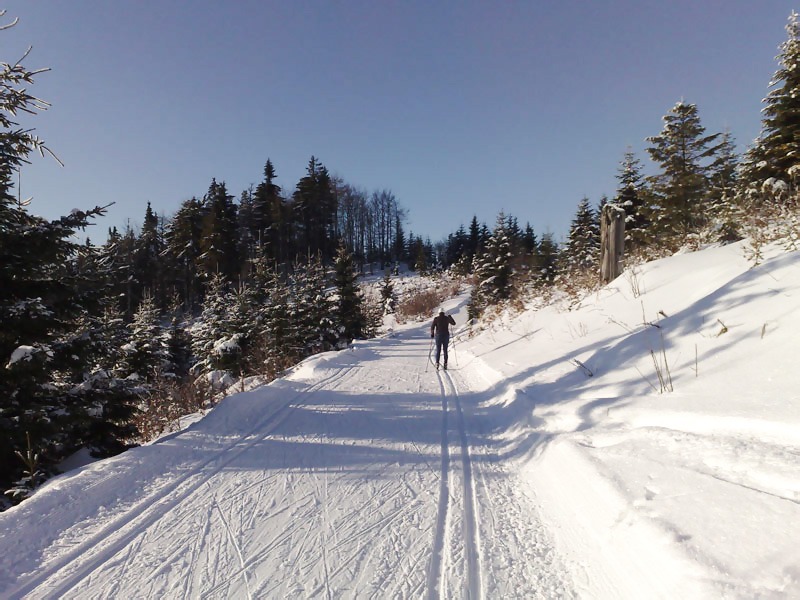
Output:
96 227 132 315
248 256 295 377
292 156 337 261
412 239 429 274
289 254 337 356
379 270 397 314
117 293 167 383
742 12 800 194
0 16 135 501
646 101 721 241
469 212 515 318
333 244 366 345
537 232 559 284
163 299 193 380
58 264 142 459
707 130 742 242
615 150 651 250
64 308 140 462
226 281 262 375
250 160 283 259
198 179 239 283
561 197 600 273
163 196 204 313
132 202 164 310
190 273 239 378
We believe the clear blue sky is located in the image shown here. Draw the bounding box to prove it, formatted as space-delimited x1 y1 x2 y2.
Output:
4 1 797 245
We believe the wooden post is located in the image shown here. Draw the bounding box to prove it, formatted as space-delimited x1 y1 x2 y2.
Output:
600 204 626 283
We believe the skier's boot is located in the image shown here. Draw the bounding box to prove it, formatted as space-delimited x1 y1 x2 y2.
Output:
443 362 448 370
435 362 439 370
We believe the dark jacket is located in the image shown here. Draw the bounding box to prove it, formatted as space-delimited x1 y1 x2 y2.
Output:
431 313 456 337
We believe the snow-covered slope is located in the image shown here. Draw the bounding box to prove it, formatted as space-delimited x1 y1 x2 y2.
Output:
0 240 798 599
459 240 800 599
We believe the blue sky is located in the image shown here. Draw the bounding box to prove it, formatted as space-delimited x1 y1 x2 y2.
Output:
4 1 797 245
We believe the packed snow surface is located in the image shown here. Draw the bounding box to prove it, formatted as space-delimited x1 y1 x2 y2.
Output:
1 240 799 599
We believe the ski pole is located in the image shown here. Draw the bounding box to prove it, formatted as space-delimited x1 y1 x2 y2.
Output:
426 336 434 372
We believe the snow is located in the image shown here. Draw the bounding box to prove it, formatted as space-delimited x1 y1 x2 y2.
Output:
6 345 37 367
212 334 241 355
1 240 799 598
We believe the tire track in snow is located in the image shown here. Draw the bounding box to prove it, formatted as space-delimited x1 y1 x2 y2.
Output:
8 366 356 600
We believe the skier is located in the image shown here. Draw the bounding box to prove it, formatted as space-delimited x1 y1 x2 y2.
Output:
430 308 456 370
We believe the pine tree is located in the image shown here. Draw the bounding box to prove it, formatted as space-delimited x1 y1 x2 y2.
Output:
646 101 721 238
191 273 236 376
255 260 295 374
473 212 515 305
292 157 337 260
97 227 130 314
117 293 167 382
562 197 600 272
411 237 428 273
289 255 337 355
467 215 481 260
133 202 164 310
117 223 138 317
333 244 366 344
237 186 256 270
615 150 651 249
537 233 559 283
707 130 742 242
164 196 204 312
0 17 134 498
198 179 239 282
445 225 468 267
248 256 294 375
71 299 140 459
252 159 288 262
742 12 800 192
163 300 193 379
225 282 261 376
379 270 397 314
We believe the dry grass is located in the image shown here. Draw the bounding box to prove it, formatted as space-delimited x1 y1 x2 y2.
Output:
133 378 212 442
397 288 442 321
395 276 463 322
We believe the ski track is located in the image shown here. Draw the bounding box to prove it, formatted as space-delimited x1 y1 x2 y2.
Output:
426 374 450 600
9 366 356 599
5 329 573 599
426 366 483 600
445 370 483 600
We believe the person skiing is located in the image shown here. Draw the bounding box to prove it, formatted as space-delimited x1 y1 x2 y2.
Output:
430 308 456 370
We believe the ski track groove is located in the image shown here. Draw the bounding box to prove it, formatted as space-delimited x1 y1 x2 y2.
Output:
426 373 451 600
321 469 333 600
15 343 499 598
445 369 483 600
9 366 355 599
426 366 483 600
208 483 253 600
98 525 145 599
183 503 212 599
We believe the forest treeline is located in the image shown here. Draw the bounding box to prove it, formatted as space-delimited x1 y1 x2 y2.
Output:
3 12 800 506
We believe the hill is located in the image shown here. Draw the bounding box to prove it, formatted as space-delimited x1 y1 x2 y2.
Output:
0 240 798 598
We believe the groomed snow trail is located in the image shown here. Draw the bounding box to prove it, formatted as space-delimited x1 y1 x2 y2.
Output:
0 319 573 599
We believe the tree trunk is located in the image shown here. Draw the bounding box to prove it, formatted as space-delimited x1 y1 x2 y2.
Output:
600 204 626 283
